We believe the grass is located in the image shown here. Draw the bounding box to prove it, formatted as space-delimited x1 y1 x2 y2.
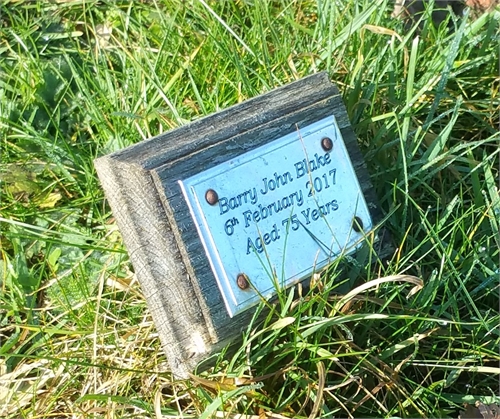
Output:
0 0 499 417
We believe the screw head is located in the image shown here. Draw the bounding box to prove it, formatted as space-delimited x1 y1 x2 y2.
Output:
321 137 333 151
236 273 249 290
352 216 363 232
205 189 218 205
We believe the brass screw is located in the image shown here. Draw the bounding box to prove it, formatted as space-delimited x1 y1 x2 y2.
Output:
236 273 249 290
321 137 333 151
205 189 218 205
352 216 363 232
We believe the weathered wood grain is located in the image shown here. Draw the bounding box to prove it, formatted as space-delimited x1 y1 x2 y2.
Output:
94 72 390 378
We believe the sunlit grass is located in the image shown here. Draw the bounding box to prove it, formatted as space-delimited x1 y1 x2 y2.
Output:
0 0 499 417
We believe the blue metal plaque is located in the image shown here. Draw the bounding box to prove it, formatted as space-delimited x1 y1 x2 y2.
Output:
179 116 373 317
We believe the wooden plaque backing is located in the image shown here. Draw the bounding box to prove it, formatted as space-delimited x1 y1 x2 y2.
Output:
94 72 389 377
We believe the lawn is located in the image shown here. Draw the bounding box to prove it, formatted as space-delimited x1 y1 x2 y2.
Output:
0 0 499 418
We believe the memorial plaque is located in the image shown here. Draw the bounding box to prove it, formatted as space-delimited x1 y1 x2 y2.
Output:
94 73 390 377
179 116 373 317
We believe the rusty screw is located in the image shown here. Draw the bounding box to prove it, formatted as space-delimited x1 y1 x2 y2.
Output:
321 137 333 151
352 216 363 232
205 189 218 205
236 273 249 290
